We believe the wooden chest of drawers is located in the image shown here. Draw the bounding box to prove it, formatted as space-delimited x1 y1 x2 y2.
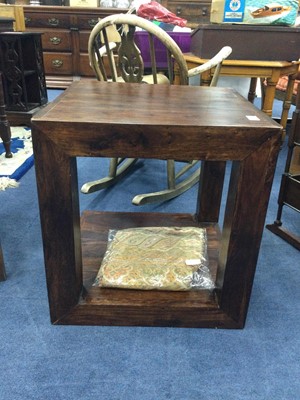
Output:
24 6 127 88
24 3 211 88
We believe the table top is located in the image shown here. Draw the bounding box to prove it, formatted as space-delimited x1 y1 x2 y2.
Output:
183 53 300 68
32 80 281 161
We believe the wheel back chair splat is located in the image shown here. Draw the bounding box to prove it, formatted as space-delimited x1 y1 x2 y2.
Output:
81 13 232 205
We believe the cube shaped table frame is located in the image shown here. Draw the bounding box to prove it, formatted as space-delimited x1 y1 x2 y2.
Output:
31 81 281 329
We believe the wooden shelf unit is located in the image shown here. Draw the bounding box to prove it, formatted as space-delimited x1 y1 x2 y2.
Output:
0 32 48 125
266 86 300 250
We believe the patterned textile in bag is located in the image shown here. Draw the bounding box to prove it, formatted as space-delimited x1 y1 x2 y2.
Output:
94 226 215 291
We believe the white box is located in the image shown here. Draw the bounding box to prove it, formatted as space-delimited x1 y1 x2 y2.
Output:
210 0 299 25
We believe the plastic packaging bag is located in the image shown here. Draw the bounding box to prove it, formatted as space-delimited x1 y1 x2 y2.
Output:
94 226 215 291
136 1 187 27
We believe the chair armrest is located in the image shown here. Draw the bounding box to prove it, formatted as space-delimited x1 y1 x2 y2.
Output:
187 46 232 78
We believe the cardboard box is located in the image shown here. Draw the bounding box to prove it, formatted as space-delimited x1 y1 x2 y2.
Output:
210 0 299 26
69 0 98 7
190 23 300 61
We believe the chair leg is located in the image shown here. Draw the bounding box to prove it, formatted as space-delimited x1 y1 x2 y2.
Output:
167 160 176 189
81 158 137 194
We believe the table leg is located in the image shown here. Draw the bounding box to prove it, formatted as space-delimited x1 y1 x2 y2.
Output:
196 161 226 222
199 69 212 86
280 74 296 138
32 127 82 323
248 77 257 103
216 134 281 325
261 74 278 118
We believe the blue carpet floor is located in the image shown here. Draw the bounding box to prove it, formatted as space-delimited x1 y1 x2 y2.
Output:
0 88 299 400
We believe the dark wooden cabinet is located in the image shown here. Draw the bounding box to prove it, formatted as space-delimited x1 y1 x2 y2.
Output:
0 32 48 124
23 3 211 88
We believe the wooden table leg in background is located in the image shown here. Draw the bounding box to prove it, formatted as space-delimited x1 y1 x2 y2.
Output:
0 72 12 158
247 77 257 103
280 74 297 134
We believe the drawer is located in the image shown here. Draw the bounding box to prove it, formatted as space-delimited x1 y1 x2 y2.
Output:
42 30 72 52
167 2 211 24
77 15 100 31
24 12 71 29
43 52 73 75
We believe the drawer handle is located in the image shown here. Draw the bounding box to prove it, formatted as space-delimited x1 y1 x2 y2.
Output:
50 37 62 45
176 6 182 15
88 18 98 27
48 18 59 26
202 7 208 16
25 17 31 24
52 59 63 68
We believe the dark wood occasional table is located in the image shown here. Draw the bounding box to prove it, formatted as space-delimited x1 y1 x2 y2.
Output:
31 80 282 329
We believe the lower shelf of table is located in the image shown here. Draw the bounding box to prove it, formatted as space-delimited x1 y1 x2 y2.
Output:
56 210 241 328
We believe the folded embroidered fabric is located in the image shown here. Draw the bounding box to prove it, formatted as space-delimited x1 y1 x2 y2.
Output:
94 226 214 291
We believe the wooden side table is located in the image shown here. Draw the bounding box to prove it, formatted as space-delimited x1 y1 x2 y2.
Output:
31 80 281 329
175 53 300 133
